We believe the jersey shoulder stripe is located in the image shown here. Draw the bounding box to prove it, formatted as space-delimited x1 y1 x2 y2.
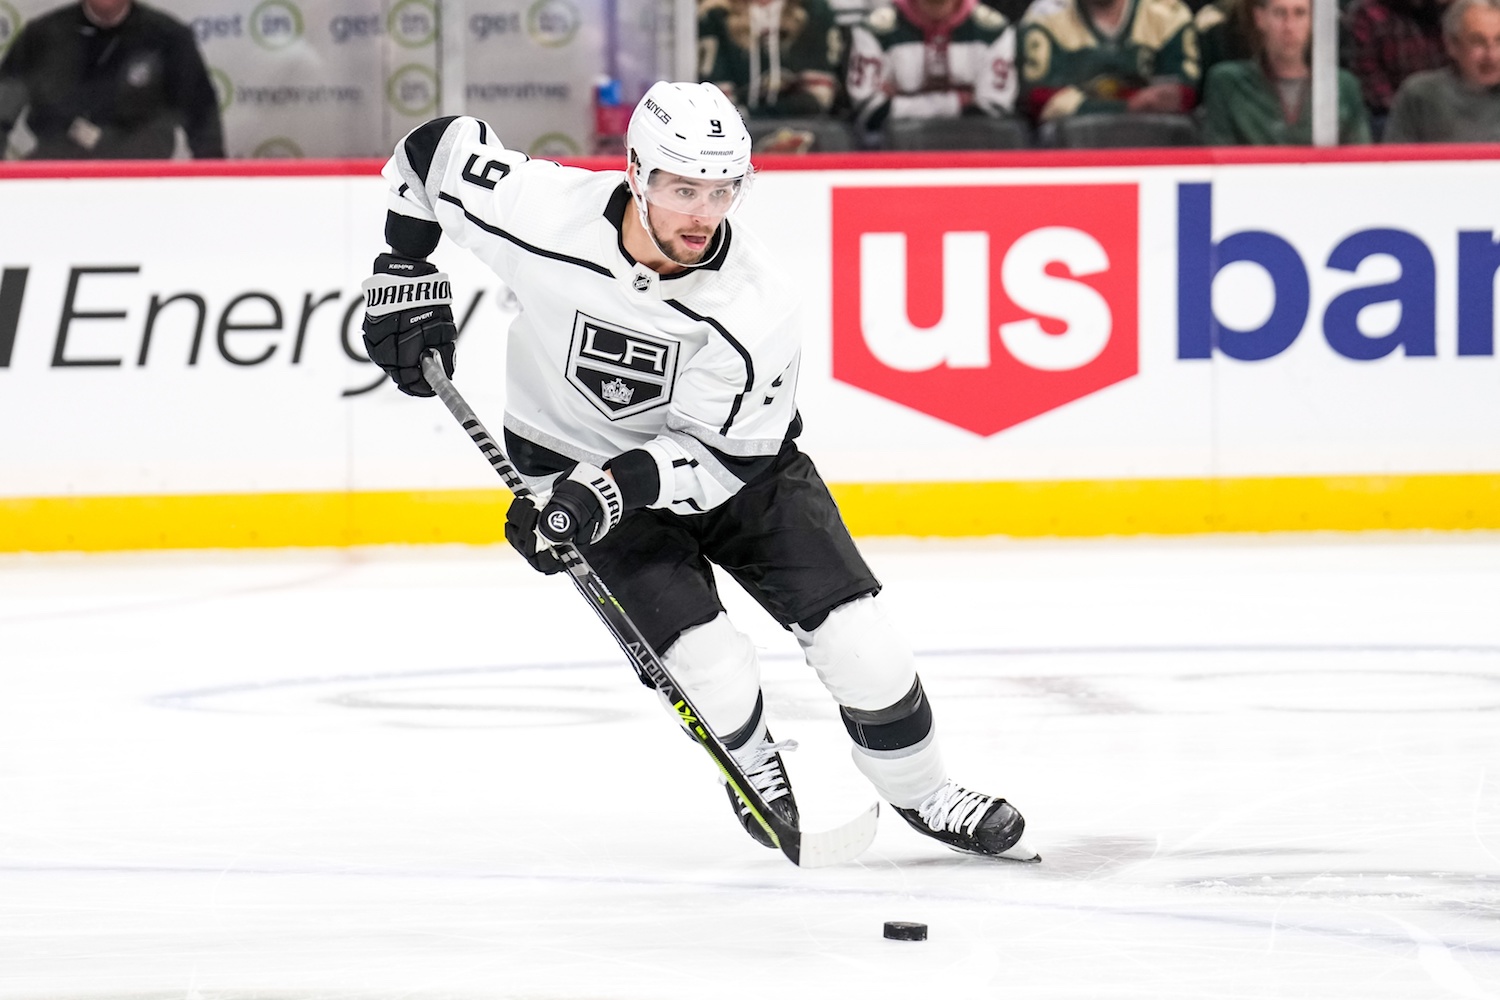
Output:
436 191 612 277
402 116 462 186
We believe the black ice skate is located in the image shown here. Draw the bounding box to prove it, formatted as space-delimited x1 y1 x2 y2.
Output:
894 781 1040 862
724 732 800 848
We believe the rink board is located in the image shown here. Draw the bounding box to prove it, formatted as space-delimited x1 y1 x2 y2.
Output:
1 149 1498 550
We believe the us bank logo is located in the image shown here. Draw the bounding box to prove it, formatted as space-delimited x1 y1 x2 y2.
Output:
831 185 1139 436
527 0 578 47
250 0 303 48
0 2 22 58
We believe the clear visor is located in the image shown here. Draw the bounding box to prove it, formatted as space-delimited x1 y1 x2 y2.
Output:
641 168 751 219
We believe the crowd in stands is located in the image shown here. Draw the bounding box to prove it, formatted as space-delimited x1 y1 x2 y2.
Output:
2 0 1499 159
698 0 1500 149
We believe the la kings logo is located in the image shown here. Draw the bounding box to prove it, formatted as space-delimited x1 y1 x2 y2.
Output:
567 312 678 420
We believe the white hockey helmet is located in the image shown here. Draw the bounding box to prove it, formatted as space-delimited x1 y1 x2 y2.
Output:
627 81 754 221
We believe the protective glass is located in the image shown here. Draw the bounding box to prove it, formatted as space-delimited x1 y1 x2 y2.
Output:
642 168 752 219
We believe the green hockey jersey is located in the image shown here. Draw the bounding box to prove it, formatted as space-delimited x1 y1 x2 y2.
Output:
1020 0 1200 122
699 0 844 116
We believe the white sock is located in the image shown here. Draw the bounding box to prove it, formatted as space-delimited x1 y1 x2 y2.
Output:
850 734 947 809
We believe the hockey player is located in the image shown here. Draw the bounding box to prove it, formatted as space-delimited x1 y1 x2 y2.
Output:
359 81 1037 863
847 0 1020 139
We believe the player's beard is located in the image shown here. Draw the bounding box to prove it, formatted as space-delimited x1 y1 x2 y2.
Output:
650 214 718 266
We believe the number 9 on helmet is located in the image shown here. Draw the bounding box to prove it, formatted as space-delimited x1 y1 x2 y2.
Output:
627 81 754 222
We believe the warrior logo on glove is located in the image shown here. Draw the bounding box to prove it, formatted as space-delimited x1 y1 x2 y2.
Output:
361 253 459 397
365 278 451 311
537 465 624 546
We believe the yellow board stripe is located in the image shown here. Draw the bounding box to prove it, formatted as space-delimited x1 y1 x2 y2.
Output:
833 473 1500 536
0 490 513 552
2 474 1498 552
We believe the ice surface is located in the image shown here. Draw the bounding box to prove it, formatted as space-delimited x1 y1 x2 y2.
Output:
1 535 1497 999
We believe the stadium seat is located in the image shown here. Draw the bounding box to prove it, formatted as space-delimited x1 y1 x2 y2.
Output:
747 117 858 153
1045 113 1201 148
881 115 1033 151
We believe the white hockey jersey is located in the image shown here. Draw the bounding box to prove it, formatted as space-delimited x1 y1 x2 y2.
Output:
380 116 804 516
847 0 1018 132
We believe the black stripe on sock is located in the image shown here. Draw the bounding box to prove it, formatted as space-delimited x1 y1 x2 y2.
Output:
840 678 931 751
721 691 765 752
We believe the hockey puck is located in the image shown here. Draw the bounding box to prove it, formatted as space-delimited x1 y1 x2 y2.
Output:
883 921 928 941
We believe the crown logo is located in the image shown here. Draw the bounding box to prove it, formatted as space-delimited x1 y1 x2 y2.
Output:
601 378 634 405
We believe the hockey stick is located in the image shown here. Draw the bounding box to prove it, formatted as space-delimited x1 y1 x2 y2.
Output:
418 351 879 868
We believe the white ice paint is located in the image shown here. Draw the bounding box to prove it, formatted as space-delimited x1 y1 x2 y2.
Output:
1 536 1498 998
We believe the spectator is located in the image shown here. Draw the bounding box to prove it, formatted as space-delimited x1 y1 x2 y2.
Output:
1196 0 1257 80
1343 0 1449 132
846 0 1018 138
1020 0 1200 125
700 0 845 117
1385 0 1500 139
1201 0 1371 142
0 0 222 160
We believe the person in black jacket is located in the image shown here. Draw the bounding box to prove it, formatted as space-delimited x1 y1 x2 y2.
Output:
0 0 223 159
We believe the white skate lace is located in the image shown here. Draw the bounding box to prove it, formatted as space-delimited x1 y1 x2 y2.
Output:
915 783 995 836
739 738 798 804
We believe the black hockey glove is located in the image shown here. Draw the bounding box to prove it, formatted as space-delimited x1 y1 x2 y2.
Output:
537 464 624 546
504 496 565 575
360 253 457 397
